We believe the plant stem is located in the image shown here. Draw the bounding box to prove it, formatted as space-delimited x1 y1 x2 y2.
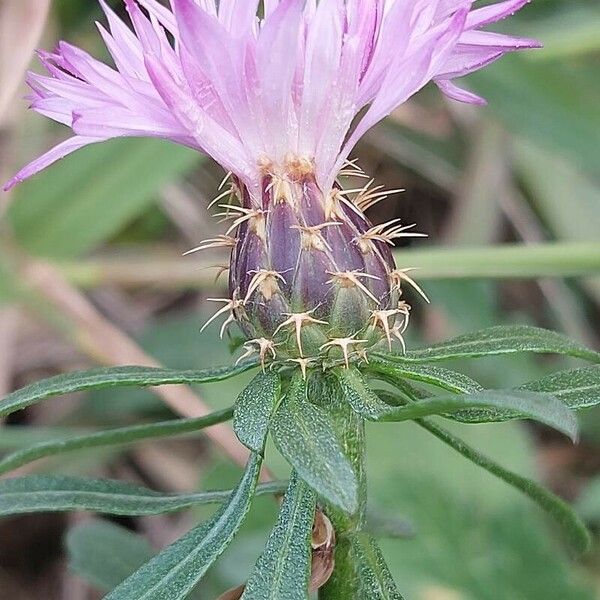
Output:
318 396 366 600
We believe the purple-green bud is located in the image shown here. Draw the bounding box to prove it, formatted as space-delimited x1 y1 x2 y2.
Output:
224 158 413 367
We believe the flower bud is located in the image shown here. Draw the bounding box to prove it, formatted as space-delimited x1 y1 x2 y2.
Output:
226 160 414 366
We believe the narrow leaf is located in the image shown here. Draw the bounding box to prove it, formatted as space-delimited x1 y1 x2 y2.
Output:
519 366 600 411
350 533 405 599
0 474 285 517
335 367 394 420
377 389 591 554
271 374 358 513
380 390 578 441
242 473 316 599
66 521 154 591
0 362 257 418
234 370 281 452
367 360 483 394
376 325 600 364
0 408 233 475
104 452 262 600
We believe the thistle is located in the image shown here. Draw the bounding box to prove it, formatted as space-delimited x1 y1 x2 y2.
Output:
5 2 596 600
6 0 540 370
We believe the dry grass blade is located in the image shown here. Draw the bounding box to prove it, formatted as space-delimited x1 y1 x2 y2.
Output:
0 0 51 122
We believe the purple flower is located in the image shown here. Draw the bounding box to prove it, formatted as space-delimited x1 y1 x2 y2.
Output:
5 0 540 366
5 0 539 193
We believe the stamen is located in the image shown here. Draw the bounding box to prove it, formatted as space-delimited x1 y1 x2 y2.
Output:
274 310 329 357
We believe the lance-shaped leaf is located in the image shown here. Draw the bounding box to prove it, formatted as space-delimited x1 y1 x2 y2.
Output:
519 366 600 411
0 362 257 418
334 367 396 420
103 452 262 599
344 375 577 440
271 374 358 513
242 473 316 599
376 325 600 364
448 366 600 424
0 475 286 518
0 408 233 476
377 389 591 554
234 370 281 452
367 359 482 394
349 533 405 599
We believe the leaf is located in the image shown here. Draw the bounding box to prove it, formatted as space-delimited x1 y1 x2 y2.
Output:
0 474 285 517
66 520 154 591
104 452 262 600
9 138 201 258
349 533 405 599
381 390 578 441
271 374 358 514
0 362 257 418
234 371 281 452
367 360 483 394
377 389 591 554
242 473 316 599
376 325 600 364
334 367 394 421
519 366 600 411
0 408 233 475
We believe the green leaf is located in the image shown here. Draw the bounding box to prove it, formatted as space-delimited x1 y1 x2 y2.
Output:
519 366 600 411
0 409 233 475
271 374 358 514
367 360 483 394
380 391 578 441
0 362 257 418
334 367 395 421
349 533 405 599
104 452 262 600
66 520 154 592
242 473 316 599
0 474 285 517
234 371 281 452
10 138 201 259
375 325 600 364
377 389 591 554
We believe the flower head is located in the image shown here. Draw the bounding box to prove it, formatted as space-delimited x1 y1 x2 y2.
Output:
5 0 539 193
5 0 540 366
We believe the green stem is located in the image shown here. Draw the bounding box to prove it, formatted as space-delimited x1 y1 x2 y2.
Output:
317 393 366 600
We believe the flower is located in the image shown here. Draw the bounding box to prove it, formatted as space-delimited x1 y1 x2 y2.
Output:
5 0 540 366
5 0 539 193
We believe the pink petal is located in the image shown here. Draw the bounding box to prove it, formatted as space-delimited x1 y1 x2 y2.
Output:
466 0 530 29
435 78 487 105
3 136 102 191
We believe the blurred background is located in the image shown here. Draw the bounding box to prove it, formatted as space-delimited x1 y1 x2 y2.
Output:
0 0 599 598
